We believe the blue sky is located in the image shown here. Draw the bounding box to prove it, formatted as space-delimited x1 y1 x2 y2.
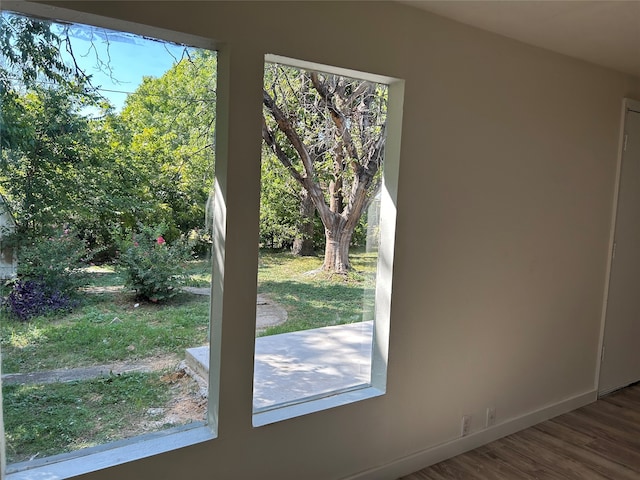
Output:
61 22 190 111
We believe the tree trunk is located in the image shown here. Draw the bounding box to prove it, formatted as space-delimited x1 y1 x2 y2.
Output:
322 225 353 273
292 188 315 256
262 76 386 274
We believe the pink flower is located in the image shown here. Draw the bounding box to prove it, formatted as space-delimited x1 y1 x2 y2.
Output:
156 236 166 245
134 242 139 247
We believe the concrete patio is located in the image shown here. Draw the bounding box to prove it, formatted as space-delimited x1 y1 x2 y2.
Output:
186 320 374 411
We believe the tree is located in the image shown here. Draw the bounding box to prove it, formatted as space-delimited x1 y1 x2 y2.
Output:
0 11 118 242
0 12 99 150
1 10 218 257
261 63 387 273
117 50 217 241
291 187 316 256
0 82 150 258
1 86 96 235
259 146 300 249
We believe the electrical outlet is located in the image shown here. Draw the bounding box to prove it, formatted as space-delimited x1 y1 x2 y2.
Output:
461 415 471 436
486 407 496 427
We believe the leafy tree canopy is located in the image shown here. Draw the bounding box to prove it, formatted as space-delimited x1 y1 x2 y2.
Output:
262 62 387 272
117 50 217 240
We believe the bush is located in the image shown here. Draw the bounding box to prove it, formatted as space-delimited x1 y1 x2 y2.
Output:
117 225 193 302
4 228 90 321
4 280 77 321
18 229 90 295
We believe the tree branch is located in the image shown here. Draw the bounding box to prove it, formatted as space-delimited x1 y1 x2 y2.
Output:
365 124 386 175
261 117 305 186
263 88 317 182
262 89 334 224
309 72 361 169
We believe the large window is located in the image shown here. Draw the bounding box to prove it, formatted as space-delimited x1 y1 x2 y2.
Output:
252 56 401 425
0 10 218 476
0 5 404 479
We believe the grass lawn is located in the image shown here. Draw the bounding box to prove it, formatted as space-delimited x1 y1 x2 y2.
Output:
1 290 210 374
1 250 377 372
0 249 377 463
4 372 172 464
257 249 378 335
1 264 211 463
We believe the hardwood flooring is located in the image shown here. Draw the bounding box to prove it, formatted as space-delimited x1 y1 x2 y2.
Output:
400 383 640 479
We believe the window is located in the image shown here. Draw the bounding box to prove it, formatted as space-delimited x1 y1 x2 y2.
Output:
252 55 402 425
0 9 218 477
0 6 404 478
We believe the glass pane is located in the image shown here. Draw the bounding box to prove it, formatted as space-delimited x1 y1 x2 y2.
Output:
0 11 216 467
254 60 388 414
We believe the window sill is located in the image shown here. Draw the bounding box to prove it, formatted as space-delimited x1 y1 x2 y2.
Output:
6 423 215 480
252 386 385 427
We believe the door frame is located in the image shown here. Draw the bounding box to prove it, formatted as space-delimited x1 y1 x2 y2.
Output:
596 98 640 395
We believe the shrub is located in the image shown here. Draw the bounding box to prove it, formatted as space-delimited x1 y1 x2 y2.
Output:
18 229 90 295
4 280 76 321
2 229 90 321
117 225 193 302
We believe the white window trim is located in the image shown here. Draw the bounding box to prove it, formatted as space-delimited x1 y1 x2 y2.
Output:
0 4 405 477
5 424 214 480
252 55 404 427
0 3 222 478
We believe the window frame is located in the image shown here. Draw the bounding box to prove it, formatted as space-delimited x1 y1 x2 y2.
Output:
0 3 404 477
252 54 404 427
0 4 221 478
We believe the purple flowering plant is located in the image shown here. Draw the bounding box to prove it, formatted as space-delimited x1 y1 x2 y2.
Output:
3 228 89 321
5 279 77 321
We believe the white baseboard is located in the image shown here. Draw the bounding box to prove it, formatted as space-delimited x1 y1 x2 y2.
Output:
344 389 597 480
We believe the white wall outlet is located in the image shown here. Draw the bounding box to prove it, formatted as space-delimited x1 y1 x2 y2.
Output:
461 414 471 436
486 407 496 427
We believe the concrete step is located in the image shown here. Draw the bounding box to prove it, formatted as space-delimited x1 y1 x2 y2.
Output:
185 321 374 411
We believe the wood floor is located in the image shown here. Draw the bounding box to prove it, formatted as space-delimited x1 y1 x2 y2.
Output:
400 383 640 479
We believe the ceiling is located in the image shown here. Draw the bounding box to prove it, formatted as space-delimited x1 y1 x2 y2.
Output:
400 1 640 78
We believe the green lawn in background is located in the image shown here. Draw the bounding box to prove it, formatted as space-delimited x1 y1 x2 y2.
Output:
0 249 378 462
1 290 210 374
257 250 378 335
1 251 377 372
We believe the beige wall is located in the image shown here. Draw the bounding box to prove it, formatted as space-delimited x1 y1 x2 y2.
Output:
11 1 640 478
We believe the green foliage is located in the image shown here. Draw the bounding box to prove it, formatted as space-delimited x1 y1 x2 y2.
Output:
259 148 299 249
0 86 106 236
0 12 74 90
0 12 86 151
17 228 90 294
1 12 109 241
119 50 217 237
1 12 216 261
261 63 387 266
117 225 193 302
187 228 213 259
2 228 90 321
